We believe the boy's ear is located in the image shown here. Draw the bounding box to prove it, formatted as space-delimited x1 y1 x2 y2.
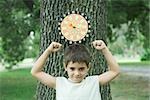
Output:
87 63 91 70
63 62 67 71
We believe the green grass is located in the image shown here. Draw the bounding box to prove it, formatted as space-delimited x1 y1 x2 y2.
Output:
0 68 149 100
0 69 37 100
111 74 150 100
119 61 150 67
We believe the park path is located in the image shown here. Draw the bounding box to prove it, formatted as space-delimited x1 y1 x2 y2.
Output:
120 65 150 78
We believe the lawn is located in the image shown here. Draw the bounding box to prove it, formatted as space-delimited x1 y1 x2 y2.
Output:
0 68 149 100
111 73 149 100
118 61 150 67
0 68 37 100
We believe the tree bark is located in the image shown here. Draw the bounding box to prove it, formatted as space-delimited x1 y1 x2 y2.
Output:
36 0 112 100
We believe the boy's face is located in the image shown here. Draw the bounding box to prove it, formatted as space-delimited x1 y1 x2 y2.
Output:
65 61 89 83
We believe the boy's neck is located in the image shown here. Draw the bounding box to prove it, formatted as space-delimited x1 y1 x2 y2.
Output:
68 78 85 84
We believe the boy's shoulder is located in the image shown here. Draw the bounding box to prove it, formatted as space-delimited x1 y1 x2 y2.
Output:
56 76 70 84
86 75 99 78
56 76 67 81
85 75 99 81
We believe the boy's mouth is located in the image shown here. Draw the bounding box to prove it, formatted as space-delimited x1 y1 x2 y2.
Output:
75 77 82 79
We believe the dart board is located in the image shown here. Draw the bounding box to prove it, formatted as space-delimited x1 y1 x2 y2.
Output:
58 11 91 44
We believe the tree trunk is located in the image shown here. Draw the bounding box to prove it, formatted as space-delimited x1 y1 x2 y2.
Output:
36 0 112 100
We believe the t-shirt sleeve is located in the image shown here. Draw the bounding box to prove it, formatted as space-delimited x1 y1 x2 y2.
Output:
56 77 62 89
86 75 99 80
56 77 69 99
56 77 66 90
86 75 100 86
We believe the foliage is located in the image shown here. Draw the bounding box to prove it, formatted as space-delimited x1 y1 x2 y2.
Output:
24 30 40 58
0 0 40 68
109 21 145 58
107 0 150 60
107 0 149 44
141 48 150 61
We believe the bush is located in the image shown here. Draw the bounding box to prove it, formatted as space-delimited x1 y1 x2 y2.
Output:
141 48 150 61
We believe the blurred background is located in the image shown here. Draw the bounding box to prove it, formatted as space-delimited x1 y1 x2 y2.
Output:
0 0 149 100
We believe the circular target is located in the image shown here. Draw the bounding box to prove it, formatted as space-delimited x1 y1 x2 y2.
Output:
58 11 91 44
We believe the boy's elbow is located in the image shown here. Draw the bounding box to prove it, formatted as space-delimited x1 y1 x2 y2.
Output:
115 68 120 76
30 69 35 76
111 70 120 79
30 65 43 77
112 67 120 77
116 70 120 76
30 67 37 77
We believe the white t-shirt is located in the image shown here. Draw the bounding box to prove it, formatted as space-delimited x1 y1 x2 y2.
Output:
56 75 101 100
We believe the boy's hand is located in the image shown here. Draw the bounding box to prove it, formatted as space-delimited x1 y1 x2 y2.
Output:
47 42 62 53
92 40 107 52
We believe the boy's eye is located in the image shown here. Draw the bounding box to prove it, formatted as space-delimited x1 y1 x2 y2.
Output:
70 67 75 71
79 67 85 71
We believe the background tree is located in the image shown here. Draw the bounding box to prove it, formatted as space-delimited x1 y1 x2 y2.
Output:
36 0 112 100
107 0 150 60
0 0 40 68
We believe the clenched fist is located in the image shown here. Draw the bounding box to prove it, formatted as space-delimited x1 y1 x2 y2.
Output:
47 42 62 53
92 40 107 52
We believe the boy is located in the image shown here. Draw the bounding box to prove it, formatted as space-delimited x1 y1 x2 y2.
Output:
31 40 120 100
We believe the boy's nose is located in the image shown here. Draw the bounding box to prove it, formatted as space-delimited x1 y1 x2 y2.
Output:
74 70 80 76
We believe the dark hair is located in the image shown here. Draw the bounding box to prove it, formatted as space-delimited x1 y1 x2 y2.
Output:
64 44 91 66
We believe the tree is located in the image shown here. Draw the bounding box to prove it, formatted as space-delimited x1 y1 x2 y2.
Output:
35 0 112 100
0 0 40 68
107 0 150 60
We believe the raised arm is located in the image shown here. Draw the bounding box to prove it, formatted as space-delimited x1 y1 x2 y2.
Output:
92 40 120 85
31 42 62 89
